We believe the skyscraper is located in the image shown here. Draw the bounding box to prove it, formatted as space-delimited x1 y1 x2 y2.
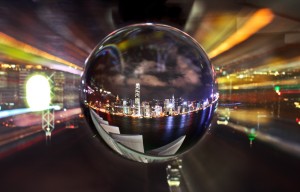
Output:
134 83 141 116
172 94 175 110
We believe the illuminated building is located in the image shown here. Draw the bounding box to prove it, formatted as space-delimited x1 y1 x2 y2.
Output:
134 83 141 116
116 95 120 104
93 83 216 118
0 65 21 109
164 99 170 113
171 94 175 110
121 100 129 115
0 71 8 107
154 105 162 117
18 70 30 104
0 63 80 110
52 72 65 109
181 101 188 113
62 73 80 108
142 102 151 117
177 106 181 114
196 102 201 110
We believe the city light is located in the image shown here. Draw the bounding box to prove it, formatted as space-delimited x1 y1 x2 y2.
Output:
26 75 51 111
208 8 274 58
274 85 281 95
0 32 83 75
87 83 217 118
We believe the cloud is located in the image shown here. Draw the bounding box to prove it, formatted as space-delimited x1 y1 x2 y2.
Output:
126 75 167 87
140 75 167 86
104 56 203 90
171 55 201 87
107 74 125 85
134 60 156 75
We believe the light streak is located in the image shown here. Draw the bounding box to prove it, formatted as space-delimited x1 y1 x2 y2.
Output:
0 32 83 73
254 57 300 72
0 106 61 119
227 122 300 158
14 107 81 127
217 55 300 91
218 77 300 92
228 109 270 124
209 8 274 58
0 122 69 159
0 125 42 147
194 12 237 51
0 108 33 119
0 107 81 159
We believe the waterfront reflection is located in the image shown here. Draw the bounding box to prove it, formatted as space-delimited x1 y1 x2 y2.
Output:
93 103 216 153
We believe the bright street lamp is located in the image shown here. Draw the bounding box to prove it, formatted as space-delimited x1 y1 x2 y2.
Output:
26 74 51 111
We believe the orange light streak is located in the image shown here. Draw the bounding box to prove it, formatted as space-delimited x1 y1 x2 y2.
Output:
0 32 83 71
219 77 300 90
209 9 274 58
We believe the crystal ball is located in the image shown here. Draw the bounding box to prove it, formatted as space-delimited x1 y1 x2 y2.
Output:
81 23 218 163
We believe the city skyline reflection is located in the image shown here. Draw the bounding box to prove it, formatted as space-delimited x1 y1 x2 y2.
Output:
81 23 218 162
86 82 218 119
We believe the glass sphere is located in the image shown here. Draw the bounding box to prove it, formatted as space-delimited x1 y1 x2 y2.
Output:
81 23 218 163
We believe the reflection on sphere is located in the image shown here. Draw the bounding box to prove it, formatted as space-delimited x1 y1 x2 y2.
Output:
81 23 218 163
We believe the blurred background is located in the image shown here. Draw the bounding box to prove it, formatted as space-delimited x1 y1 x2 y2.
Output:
0 0 300 191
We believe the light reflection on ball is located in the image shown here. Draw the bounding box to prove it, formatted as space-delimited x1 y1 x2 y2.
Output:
81 23 218 163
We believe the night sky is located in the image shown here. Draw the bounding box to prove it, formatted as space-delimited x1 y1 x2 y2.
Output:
86 24 215 101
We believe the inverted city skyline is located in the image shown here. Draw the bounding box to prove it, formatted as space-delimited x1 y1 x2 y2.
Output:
88 82 216 118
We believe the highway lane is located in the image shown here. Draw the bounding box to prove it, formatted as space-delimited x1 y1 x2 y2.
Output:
0 109 82 159
181 119 300 192
0 116 299 192
0 119 169 192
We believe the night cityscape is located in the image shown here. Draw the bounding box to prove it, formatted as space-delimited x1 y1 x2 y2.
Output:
86 82 218 118
0 0 300 192
0 63 80 127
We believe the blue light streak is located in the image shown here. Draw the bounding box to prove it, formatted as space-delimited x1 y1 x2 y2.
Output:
0 106 61 119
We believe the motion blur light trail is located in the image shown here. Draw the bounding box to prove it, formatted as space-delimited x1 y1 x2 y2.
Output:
208 8 274 58
0 108 34 119
254 57 300 72
0 128 45 160
0 121 72 160
218 76 300 91
229 108 270 125
217 56 300 93
0 106 60 119
224 78 300 91
0 125 43 147
0 107 82 159
227 122 300 158
14 108 81 127
194 13 237 52
0 32 83 75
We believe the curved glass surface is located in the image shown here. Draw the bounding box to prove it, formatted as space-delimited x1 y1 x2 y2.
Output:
81 23 218 162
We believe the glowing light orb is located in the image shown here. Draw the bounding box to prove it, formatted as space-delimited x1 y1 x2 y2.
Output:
26 74 51 111
81 23 218 163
